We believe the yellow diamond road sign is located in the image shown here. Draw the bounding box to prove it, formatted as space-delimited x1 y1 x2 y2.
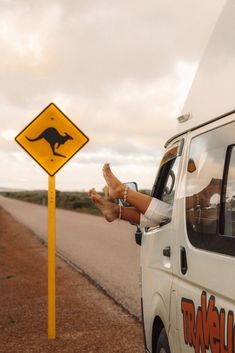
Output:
15 103 89 176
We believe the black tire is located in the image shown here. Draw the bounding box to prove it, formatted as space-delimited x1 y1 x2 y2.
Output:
156 328 171 353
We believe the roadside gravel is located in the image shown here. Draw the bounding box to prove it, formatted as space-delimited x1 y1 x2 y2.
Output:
0 207 144 353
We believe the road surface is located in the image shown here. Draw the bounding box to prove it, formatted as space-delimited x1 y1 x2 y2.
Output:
0 196 141 317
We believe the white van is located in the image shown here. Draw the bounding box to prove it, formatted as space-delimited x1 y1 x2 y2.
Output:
140 1 235 352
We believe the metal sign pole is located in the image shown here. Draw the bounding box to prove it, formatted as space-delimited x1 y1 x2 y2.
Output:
48 175 56 339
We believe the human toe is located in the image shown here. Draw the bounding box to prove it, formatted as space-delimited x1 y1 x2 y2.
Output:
102 163 110 172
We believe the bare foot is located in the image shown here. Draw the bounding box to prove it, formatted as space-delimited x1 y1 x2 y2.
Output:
88 188 120 222
102 163 124 199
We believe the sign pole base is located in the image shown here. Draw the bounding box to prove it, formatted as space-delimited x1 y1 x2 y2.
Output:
48 175 56 340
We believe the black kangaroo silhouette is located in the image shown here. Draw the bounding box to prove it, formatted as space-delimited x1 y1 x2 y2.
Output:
26 127 73 158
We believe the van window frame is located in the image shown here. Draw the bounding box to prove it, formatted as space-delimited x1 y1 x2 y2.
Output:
151 140 183 199
219 144 235 238
219 145 232 235
144 140 183 230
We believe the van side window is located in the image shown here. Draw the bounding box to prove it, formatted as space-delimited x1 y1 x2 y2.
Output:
152 142 182 207
186 121 235 256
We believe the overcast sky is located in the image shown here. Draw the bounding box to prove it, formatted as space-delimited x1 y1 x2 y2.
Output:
0 0 226 191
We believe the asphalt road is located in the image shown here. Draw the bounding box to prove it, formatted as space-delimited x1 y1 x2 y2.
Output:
0 196 141 317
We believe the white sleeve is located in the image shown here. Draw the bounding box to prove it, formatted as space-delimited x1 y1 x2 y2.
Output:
143 198 172 225
140 213 159 228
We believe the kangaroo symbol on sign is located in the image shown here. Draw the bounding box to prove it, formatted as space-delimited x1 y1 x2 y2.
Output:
26 127 73 158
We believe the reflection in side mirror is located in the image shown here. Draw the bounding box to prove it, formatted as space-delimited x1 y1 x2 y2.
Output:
118 182 138 207
163 170 175 198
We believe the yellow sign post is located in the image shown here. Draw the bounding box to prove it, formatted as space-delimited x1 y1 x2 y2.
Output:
15 103 89 339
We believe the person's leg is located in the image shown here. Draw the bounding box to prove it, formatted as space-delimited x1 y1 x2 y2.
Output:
102 163 152 215
89 188 140 224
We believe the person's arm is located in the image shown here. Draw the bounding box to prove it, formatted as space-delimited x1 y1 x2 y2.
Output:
124 188 172 224
120 206 140 224
120 206 162 227
121 188 152 215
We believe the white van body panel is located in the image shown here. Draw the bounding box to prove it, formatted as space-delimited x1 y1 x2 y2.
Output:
174 116 235 352
141 1 235 352
176 0 235 135
141 222 175 349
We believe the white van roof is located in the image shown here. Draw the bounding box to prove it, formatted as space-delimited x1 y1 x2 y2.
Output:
166 0 235 146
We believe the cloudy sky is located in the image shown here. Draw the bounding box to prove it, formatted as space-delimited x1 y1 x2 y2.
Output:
0 0 226 191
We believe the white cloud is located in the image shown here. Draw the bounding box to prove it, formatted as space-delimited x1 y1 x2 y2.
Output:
0 0 226 190
0 129 18 141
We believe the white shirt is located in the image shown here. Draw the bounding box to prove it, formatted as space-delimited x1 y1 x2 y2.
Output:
140 198 172 228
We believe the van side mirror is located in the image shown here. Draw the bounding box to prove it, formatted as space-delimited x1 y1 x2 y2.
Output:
118 182 138 207
117 182 142 245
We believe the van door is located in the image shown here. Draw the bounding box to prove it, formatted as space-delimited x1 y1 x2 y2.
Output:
141 140 183 353
174 117 235 353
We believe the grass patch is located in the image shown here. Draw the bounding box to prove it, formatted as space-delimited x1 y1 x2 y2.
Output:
0 190 101 216
0 188 151 216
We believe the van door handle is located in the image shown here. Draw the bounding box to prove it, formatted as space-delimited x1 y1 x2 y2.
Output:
180 247 188 275
163 246 171 257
